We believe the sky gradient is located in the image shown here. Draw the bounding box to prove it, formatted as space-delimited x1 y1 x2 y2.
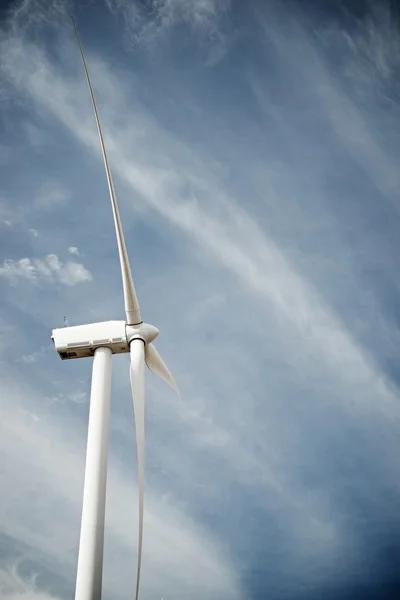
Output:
1 0 400 599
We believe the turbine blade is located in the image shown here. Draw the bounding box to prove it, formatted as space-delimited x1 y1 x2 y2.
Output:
130 339 146 600
71 16 141 325
145 343 180 400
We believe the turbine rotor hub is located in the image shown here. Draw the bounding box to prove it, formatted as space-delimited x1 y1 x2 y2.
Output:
126 322 159 345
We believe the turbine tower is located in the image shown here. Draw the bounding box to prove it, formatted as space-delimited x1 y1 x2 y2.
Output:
51 17 180 600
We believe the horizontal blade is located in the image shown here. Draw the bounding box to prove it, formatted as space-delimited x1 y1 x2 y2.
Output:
129 339 146 600
145 343 180 400
71 16 141 326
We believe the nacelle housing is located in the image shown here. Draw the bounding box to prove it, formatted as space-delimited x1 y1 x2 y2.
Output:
52 320 128 360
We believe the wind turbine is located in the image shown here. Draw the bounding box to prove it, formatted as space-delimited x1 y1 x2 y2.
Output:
51 17 180 600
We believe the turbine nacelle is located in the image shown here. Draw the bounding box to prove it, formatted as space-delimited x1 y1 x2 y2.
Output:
52 320 128 360
52 320 160 360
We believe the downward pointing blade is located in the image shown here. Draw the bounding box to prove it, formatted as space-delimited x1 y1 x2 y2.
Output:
130 339 146 600
71 16 141 326
145 343 181 400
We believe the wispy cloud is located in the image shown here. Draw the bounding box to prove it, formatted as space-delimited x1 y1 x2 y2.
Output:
254 2 400 216
0 376 244 599
105 0 232 62
46 389 87 404
33 184 70 212
0 198 13 227
2 27 395 415
106 0 230 34
0 563 60 600
0 254 92 286
17 345 50 364
1 1 400 599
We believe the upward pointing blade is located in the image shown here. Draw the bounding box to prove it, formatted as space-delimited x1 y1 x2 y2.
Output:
71 16 141 326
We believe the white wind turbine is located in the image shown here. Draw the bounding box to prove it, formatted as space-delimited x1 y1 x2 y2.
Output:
51 17 180 600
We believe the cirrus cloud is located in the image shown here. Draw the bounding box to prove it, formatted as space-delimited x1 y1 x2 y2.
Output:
0 254 92 287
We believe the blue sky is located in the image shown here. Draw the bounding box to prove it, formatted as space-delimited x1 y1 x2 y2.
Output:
1 0 400 598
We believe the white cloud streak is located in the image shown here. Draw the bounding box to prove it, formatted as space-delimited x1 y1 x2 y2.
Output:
1 1 400 598
0 32 395 417
105 0 231 62
0 254 92 286
255 3 400 216
106 0 231 34
0 564 60 600
0 374 243 600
